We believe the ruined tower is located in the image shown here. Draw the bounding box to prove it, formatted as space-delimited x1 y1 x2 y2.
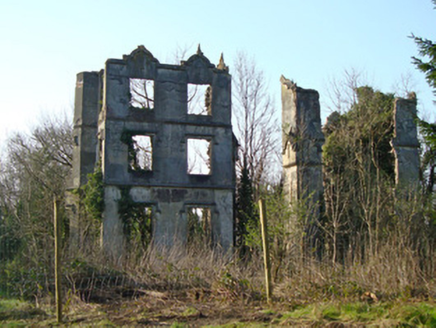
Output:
68 46 236 257
391 95 420 187
281 76 324 248
281 76 324 204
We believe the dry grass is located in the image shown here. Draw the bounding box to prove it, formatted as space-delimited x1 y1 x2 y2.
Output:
2 216 436 326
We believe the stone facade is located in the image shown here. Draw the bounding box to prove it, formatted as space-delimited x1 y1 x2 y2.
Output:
68 46 236 257
281 76 324 208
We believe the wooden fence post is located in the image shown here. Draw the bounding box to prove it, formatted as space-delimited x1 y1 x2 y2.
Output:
259 199 272 303
54 197 62 323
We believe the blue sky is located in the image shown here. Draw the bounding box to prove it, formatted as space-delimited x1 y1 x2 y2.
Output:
0 0 435 147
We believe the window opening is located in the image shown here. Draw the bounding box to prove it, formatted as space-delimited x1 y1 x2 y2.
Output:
187 207 212 246
129 135 153 171
123 204 153 249
130 78 154 109
187 84 212 115
187 138 211 175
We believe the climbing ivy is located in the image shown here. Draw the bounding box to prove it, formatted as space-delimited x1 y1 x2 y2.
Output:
118 187 152 249
81 165 105 222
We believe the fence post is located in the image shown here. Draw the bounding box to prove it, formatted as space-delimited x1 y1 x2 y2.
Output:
259 199 272 303
54 197 62 323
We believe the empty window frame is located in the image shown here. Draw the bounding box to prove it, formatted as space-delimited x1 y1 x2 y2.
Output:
129 135 153 171
123 204 153 249
187 83 212 115
187 138 211 175
130 78 154 109
187 207 212 246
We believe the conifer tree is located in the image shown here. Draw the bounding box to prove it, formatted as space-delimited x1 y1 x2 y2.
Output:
235 157 257 255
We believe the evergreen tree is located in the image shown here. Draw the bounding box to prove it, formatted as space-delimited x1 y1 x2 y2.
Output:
411 0 436 193
235 157 257 255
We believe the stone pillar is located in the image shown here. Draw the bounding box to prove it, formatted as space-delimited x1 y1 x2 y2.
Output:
71 72 101 188
281 76 324 251
67 71 101 248
391 95 420 188
281 76 324 204
102 186 124 260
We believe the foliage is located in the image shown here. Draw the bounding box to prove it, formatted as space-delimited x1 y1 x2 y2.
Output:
80 165 105 222
0 259 50 300
417 119 436 193
324 86 395 179
323 86 396 261
118 187 152 250
235 159 257 255
411 0 436 97
411 6 436 194
187 208 212 248
0 116 72 297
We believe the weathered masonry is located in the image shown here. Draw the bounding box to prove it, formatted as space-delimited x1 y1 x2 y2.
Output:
391 94 420 187
282 78 420 216
281 76 325 247
68 46 237 257
281 76 324 206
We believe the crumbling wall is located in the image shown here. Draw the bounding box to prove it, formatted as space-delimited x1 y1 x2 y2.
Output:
281 76 324 251
391 95 420 188
67 71 102 248
281 76 324 206
69 46 236 258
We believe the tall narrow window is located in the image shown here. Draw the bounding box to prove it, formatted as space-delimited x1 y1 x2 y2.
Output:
187 138 211 175
187 207 212 246
130 78 154 109
129 135 153 171
187 84 212 115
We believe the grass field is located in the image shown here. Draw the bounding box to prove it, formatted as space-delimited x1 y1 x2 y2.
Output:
2 289 436 327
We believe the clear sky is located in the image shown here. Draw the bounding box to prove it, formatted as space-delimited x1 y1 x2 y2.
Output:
1 0 435 148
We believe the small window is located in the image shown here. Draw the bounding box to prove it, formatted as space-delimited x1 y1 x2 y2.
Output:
187 138 211 175
187 84 212 115
187 207 212 246
123 204 153 249
130 78 154 109
129 135 153 171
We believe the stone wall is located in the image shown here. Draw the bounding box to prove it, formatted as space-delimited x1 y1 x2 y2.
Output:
281 76 324 251
391 95 420 188
281 76 324 208
69 46 236 258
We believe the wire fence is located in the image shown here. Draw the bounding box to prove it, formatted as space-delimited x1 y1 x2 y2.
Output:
0 214 141 301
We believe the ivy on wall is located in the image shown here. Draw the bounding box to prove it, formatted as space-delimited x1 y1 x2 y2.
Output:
118 187 152 249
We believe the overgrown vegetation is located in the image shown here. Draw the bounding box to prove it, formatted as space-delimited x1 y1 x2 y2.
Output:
118 186 153 251
3 20 436 324
0 115 72 299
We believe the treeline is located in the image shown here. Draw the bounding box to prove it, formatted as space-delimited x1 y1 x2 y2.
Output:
0 116 73 297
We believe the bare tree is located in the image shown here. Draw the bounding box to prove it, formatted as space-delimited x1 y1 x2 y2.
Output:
169 43 193 64
232 52 280 192
391 71 417 99
0 115 73 267
325 68 367 114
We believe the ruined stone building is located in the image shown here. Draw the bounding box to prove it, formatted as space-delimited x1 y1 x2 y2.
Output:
281 77 420 235
68 46 236 257
68 45 420 258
